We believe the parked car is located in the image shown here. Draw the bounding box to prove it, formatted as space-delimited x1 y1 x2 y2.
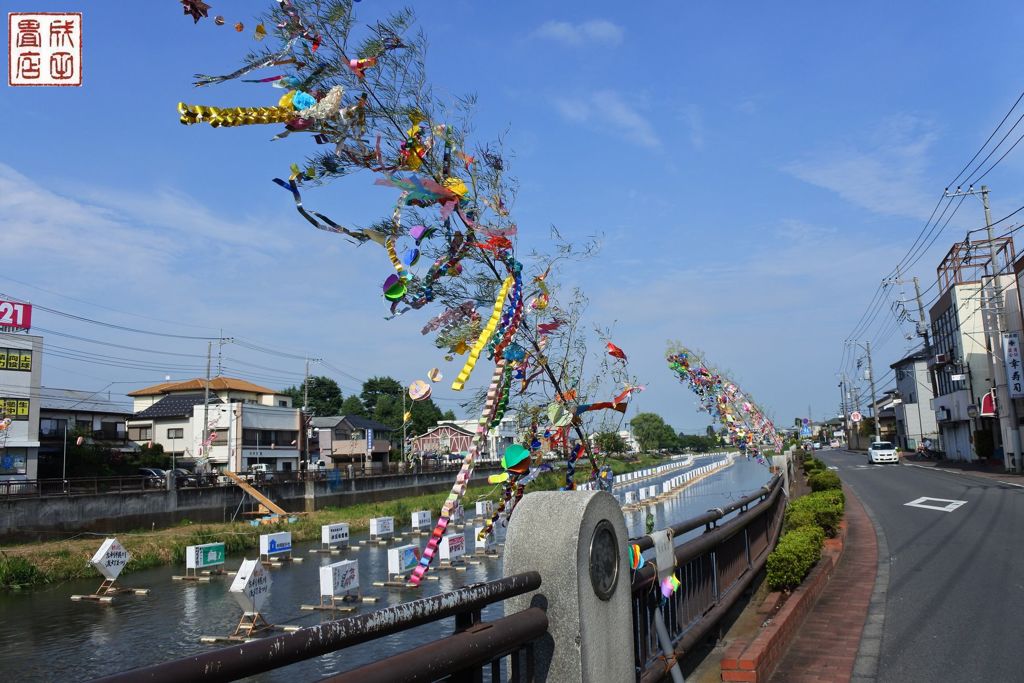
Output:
247 463 274 483
138 467 166 488
829 440 841 448
170 468 198 487
868 441 900 465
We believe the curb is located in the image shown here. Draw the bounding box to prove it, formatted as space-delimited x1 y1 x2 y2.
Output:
718 516 848 682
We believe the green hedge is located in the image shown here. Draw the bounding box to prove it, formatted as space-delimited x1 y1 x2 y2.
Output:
784 491 845 538
766 525 825 590
808 470 841 492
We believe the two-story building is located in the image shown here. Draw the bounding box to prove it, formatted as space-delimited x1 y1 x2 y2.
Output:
890 350 939 452
0 333 42 481
311 415 392 471
126 376 298 471
37 388 133 477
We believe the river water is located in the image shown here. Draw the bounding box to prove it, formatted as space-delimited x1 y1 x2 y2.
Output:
0 455 771 681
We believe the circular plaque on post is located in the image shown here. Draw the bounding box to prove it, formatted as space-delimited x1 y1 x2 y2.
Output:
589 519 619 601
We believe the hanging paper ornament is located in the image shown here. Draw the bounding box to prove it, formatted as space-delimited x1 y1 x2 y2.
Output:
254 23 267 40
214 15 224 25
427 368 443 383
660 575 682 599
501 444 530 471
383 274 407 301
629 544 645 570
234 21 244 32
607 342 627 361
547 402 573 428
408 380 432 401
404 248 420 267
181 0 211 23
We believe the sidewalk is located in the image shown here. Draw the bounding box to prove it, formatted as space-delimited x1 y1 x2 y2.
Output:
903 457 1024 485
768 485 877 683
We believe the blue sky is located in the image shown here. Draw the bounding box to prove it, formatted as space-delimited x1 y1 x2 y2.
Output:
5 1 1024 432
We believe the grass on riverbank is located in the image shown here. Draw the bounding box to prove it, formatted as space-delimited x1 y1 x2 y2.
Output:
0 452 676 590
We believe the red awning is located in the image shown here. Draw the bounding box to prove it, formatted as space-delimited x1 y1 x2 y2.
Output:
980 390 997 417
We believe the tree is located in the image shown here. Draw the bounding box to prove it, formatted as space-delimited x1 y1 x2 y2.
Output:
361 376 402 415
594 431 627 456
340 395 368 418
441 409 456 421
631 413 672 452
282 375 344 416
706 425 715 438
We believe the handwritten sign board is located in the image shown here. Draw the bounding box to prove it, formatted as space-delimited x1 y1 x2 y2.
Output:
90 538 130 581
474 526 496 553
439 533 466 562
229 559 271 613
319 559 359 598
411 510 432 530
259 531 292 557
321 523 350 548
186 542 225 570
387 544 421 576
369 516 394 537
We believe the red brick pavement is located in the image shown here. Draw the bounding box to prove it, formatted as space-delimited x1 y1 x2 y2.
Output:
768 487 877 683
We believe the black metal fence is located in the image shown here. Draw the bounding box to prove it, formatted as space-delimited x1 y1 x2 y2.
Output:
96 572 547 683
629 473 787 683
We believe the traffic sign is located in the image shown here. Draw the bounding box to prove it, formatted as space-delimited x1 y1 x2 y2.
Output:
850 411 862 423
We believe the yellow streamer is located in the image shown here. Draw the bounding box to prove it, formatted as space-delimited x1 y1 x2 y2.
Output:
451 276 513 391
178 102 294 127
385 238 406 276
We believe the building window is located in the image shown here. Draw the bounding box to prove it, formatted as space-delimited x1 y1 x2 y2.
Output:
279 400 287 407
0 448 27 475
40 418 67 437
128 425 152 441
0 348 31 372
167 428 184 439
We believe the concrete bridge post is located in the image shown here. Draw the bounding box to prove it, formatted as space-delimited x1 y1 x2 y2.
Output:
503 490 635 682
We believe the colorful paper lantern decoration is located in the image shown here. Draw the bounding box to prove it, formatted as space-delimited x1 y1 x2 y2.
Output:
408 380 432 401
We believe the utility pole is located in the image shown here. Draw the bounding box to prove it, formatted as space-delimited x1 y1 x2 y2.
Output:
402 388 408 464
302 357 310 472
838 374 847 443
867 341 880 442
982 186 1022 471
913 276 930 353
203 340 211 468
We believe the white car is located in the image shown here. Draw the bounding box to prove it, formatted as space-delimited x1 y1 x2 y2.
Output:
868 441 899 464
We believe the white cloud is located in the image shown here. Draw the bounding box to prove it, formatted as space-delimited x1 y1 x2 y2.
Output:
783 115 942 221
535 19 624 47
554 90 660 149
681 104 704 150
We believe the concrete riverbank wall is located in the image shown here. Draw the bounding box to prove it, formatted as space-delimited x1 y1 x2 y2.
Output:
0 467 500 541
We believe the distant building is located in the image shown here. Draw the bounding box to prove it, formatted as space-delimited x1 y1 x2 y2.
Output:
310 415 392 471
890 351 939 452
411 423 475 457
126 376 299 471
429 413 519 462
0 333 42 481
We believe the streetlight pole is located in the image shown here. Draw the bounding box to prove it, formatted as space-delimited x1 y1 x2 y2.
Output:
62 421 68 491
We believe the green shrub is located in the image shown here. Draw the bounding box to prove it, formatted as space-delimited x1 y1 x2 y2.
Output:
808 470 841 492
766 525 824 590
0 554 44 588
784 491 845 538
803 459 825 475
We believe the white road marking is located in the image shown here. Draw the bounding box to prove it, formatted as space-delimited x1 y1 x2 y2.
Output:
997 480 1024 488
828 466 839 470
904 497 967 512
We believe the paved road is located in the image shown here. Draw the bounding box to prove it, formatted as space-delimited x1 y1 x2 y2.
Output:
820 448 1024 682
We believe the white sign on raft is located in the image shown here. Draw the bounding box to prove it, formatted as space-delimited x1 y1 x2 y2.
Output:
230 559 272 613
475 501 493 518
322 523 350 547
186 542 226 570
439 533 466 562
259 531 292 557
624 491 637 504
90 538 131 581
475 526 496 552
411 510 432 530
370 516 394 537
319 559 359 598
387 544 421 576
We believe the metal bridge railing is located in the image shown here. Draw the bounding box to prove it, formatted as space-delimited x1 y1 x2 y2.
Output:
630 474 787 682
96 572 546 683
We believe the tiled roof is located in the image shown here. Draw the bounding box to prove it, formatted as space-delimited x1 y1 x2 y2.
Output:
132 394 222 420
38 388 132 415
311 416 345 429
128 376 278 397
